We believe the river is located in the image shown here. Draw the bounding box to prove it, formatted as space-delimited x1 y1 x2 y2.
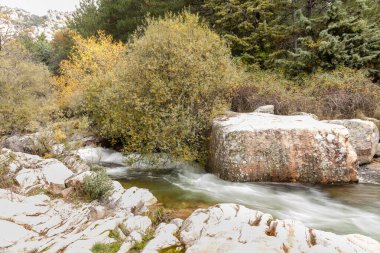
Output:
78 147 380 241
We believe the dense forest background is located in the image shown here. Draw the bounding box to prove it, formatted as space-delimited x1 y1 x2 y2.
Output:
1 0 380 163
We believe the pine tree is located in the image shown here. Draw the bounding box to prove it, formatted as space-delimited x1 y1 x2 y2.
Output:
202 0 294 67
69 0 193 42
282 0 380 79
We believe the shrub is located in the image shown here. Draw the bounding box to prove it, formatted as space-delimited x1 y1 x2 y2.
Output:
231 68 380 120
304 68 380 119
83 169 113 201
85 12 241 163
55 32 128 116
231 71 313 115
0 42 56 135
91 242 121 253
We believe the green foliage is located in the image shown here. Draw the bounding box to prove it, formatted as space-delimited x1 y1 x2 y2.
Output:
202 0 292 67
159 245 186 253
0 42 55 135
83 169 114 201
69 0 194 41
20 34 52 65
84 12 240 163
0 155 15 189
130 230 155 252
281 0 380 78
49 29 76 74
91 242 121 253
148 207 172 226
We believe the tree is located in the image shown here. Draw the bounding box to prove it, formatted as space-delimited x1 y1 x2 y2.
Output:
55 32 128 115
202 0 293 67
281 0 380 79
49 29 76 74
69 0 194 41
19 34 52 65
81 12 241 163
67 0 100 38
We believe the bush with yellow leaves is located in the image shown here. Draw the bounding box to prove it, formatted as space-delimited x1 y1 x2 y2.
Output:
60 12 241 163
55 32 128 116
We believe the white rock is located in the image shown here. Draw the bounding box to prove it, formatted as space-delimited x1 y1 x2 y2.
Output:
117 241 135 253
40 159 74 194
254 105 275 114
117 187 157 211
89 205 107 220
64 232 114 253
323 119 379 164
65 171 93 188
0 220 37 248
123 215 152 234
142 223 181 253
179 204 380 253
15 169 40 190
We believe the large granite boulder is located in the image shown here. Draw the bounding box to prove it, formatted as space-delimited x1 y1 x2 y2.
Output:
323 119 379 165
180 204 380 253
208 112 358 184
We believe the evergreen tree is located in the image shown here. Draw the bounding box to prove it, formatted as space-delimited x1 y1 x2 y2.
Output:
202 0 293 67
69 0 193 41
282 0 380 79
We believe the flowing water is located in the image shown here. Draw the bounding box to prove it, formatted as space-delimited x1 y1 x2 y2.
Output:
78 147 380 241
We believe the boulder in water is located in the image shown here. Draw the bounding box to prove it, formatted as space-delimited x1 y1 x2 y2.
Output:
323 119 379 165
208 112 358 184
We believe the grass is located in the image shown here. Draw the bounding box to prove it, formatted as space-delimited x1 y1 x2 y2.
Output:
0 153 16 189
159 245 186 253
129 230 155 253
147 207 172 227
91 242 121 253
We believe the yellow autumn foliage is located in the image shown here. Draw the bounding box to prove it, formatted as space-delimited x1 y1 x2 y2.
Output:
85 12 241 163
55 32 127 114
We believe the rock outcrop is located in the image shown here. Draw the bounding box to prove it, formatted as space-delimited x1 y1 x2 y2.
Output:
208 112 358 184
0 148 158 253
323 119 379 165
179 204 380 253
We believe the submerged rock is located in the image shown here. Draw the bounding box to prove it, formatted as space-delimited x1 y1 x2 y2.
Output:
179 204 380 253
208 112 358 184
323 119 379 165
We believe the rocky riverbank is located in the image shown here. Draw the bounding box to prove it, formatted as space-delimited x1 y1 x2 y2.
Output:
1 147 379 253
1 107 380 252
0 135 379 252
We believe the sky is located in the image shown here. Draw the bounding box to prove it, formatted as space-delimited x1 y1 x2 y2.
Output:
0 0 81 15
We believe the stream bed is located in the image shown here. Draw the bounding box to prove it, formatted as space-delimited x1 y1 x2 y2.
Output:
108 165 380 241
77 147 380 241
